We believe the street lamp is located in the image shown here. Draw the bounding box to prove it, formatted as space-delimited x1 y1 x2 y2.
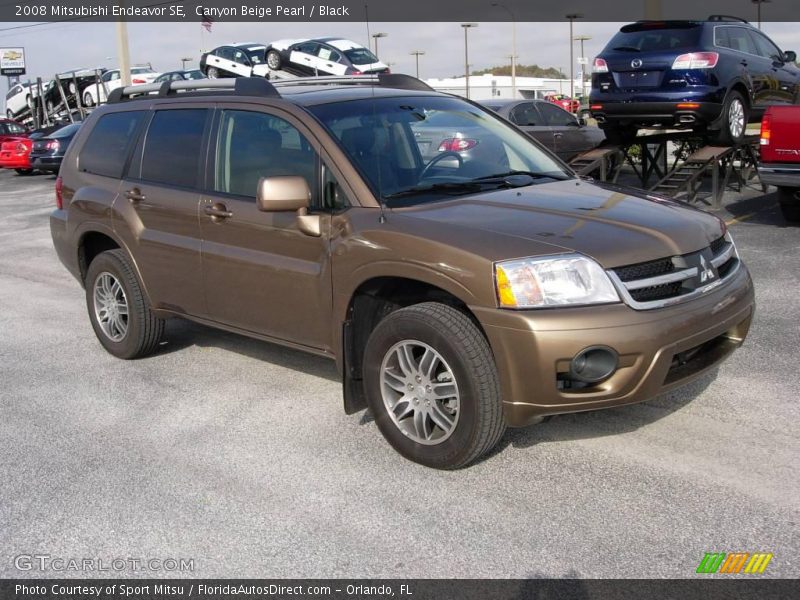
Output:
573 35 591 100
461 23 478 99
372 32 388 57
410 50 425 79
751 0 770 29
491 2 517 98
180 57 193 70
565 13 583 100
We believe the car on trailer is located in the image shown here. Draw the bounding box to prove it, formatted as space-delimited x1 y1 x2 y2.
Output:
82 67 161 107
590 15 800 145
265 38 389 76
154 70 205 83
200 43 271 79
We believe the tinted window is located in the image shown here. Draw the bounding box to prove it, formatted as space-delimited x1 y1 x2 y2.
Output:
79 111 145 178
246 48 266 64
609 24 701 52
4 121 26 134
141 109 207 188
749 30 783 60
537 103 577 127
717 26 757 55
214 110 316 198
50 123 81 138
216 47 234 60
343 47 379 65
510 103 541 126
295 42 319 54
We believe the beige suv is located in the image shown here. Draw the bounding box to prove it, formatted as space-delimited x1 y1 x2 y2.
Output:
50 75 755 468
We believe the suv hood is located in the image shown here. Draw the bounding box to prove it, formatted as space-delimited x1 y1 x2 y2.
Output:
397 179 724 268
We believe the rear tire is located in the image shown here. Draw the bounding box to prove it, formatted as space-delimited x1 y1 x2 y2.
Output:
85 249 164 359
363 302 506 469
711 91 748 146
83 91 94 107
267 50 282 71
600 124 638 146
6 109 12 119
207 67 219 79
14 168 33 175
778 187 800 223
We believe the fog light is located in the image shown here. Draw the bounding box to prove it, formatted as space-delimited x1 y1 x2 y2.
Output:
569 346 618 384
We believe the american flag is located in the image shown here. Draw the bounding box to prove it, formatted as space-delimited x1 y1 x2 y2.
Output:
201 14 214 33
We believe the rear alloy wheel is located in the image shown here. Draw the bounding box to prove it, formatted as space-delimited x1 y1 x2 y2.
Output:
778 187 800 223
267 50 282 71
85 249 164 359
363 302 506 469
713 91 748 145
207 67 219 79
83 92 94 107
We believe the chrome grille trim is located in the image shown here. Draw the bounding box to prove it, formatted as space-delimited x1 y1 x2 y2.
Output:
608 233 741 311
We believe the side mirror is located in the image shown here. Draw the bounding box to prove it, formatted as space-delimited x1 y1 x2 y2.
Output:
256 176 310 212
783 50 797 63
578 116 588 127
256 176 320 237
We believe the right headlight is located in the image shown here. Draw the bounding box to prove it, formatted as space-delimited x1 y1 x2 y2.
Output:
494 254 620 309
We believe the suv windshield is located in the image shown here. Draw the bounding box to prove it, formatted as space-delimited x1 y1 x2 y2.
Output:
309 95 570 205
609 22 701 52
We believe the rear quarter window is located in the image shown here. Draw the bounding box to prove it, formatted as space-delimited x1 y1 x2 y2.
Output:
79 111 146 178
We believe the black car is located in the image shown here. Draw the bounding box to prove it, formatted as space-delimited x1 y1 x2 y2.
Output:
29 122 81 173
484 99 606 162
154 69 206 83
265 38 389 76
590 15 800 145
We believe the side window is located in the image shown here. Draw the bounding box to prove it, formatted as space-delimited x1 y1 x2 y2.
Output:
140 109 208 188
214 110 316 199
317 46 341 62
233 49 249 65
322 164 351 210
79 111 146 178
217 47 234 60
537 102 576 127
296 42 318 55
715 27 731 49
749 31 783 61
510 103 540 126
725 27 758 55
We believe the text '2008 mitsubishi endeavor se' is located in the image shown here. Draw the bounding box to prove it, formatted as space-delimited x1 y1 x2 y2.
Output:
50 75 755 469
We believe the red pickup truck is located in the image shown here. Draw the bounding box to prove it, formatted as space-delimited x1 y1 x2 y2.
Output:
759 106 800 223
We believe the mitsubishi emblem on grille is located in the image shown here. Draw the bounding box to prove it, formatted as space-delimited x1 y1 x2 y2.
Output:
699 255 716 283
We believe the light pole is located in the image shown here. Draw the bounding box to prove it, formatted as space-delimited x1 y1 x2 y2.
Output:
491 2 517 98
181 57 193 70
372 32 388 57
574 35 591 99
410 50 425 79
751 0 770 29
565 13 583 100
461 23 478 99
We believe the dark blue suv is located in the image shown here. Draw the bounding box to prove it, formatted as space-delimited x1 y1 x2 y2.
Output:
590 16 799 145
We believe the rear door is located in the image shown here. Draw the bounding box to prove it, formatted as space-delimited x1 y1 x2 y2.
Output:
290 42 320 74
508 102 554 150
115 106 210 317
199 105 333 349
230 48 253 77
536 102 586 160
316 45 348 76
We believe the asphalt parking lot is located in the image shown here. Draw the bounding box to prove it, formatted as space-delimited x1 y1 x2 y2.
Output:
0 167 798 579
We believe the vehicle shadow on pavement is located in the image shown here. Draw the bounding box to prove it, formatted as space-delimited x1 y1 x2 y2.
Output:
483 369 718 460
724 191 789 227
158 317 340 383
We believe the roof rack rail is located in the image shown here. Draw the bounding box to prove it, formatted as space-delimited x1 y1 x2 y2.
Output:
107 77 280 103
708 15 749 23
269 73 434 91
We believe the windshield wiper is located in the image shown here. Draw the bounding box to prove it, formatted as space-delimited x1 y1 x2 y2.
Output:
471 170 570 183
612 45 641 52
383 182 484 199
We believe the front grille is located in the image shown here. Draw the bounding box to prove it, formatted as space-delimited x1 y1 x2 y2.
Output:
609 235 739 309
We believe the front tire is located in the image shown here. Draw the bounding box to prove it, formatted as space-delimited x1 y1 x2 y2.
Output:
778 187 800 223
363 302 505 469
267 50 282 71
83 91 94 107
207 67 219 79
5 109 12 119
85 249 164 359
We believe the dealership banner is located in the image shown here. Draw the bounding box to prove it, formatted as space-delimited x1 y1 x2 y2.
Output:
1 579 799 600
1 0 799 22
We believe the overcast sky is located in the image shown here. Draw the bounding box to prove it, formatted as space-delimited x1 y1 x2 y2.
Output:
1 20 798 98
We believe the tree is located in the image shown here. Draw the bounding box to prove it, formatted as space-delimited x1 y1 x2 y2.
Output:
469 64 564 78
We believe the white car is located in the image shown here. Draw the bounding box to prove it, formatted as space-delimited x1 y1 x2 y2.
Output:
265 38 389 76
82 67 161 106
5 82 32 118
200 43 271 79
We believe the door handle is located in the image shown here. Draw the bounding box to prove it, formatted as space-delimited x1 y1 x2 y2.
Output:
204 203 233 220
125 188 146 203
740 60 748 67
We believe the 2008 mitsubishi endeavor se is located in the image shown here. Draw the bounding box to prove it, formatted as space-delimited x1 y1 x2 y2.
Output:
50 75 755 469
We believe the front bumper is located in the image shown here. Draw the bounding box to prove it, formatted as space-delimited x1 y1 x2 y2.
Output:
472 264 754 427
758 162 800 189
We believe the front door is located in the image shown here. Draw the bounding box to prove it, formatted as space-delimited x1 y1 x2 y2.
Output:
537 102 586 161
199 106 333 350
509 102 555 152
